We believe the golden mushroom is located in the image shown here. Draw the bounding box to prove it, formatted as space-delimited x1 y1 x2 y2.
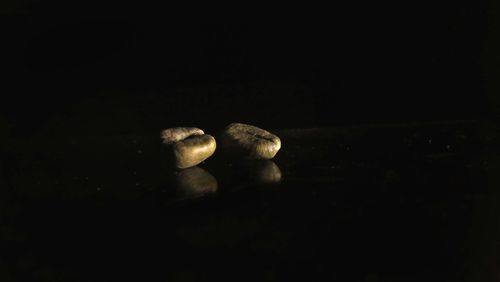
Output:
161 127 216 169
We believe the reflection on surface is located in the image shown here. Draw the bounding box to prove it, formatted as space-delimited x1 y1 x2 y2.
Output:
175 166 218 199
244 160 282 184
4 121 496 281
218 160 282 192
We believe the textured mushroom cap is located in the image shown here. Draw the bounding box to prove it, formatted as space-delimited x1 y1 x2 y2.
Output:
222 123 281 159
172 134 216 169
161 127 216 169
161 127 204 144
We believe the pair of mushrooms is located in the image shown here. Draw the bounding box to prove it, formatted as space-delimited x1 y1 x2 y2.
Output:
161 123 281 169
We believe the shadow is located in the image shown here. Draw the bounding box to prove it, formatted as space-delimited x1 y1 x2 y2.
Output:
212 160 282 193
173 166 218 200
241 160 283 184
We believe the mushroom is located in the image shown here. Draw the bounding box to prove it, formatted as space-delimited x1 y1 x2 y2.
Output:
161 127 216 169
220 123 281 160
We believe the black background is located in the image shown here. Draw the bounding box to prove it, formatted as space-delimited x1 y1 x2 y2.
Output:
2 2 500 281
1 1 499 137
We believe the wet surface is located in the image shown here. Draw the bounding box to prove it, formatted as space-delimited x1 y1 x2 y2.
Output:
2 120 500 281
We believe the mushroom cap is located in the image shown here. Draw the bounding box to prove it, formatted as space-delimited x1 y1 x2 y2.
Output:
222 123 281 160
161 127 216 169
172 134 217 169
161 127 204 144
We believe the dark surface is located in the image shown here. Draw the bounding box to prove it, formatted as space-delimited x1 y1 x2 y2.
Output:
2 120 500 281
2 2 500 280
2 1 497 136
